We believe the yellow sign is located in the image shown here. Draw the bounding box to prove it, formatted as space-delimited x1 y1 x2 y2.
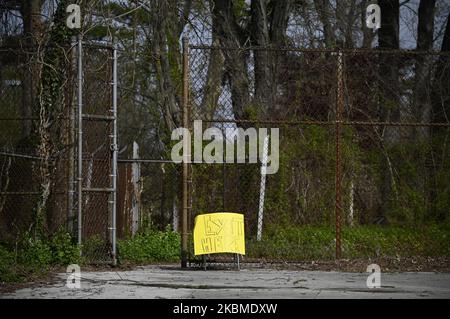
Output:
193 213 245 256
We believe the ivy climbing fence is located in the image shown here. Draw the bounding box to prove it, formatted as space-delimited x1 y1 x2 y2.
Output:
0 39 118 264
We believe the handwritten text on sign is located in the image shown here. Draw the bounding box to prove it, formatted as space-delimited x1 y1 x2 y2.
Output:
193 213 245 256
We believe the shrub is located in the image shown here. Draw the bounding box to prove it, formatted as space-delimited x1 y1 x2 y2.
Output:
18 235 52 270
0 245 21 283
118 225 180 263
0 230 81 283
50 230 81 265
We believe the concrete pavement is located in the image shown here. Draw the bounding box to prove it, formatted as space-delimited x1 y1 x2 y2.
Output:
2 265 450 299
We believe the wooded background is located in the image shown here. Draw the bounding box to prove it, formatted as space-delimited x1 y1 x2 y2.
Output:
0 1 449 262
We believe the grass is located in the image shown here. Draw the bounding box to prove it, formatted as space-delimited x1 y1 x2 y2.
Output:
246 225 450 261
2 224 449 284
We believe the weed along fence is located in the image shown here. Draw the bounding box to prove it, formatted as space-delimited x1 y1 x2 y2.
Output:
1 39 449 267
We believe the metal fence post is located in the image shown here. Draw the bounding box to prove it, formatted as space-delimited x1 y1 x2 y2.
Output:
335 50 344 260
181 37 190 268
77 35 83 252
68 37 77 235
111 44 118 266
257 135 269 241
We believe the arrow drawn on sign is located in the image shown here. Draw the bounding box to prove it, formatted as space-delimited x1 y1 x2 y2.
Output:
204 217 224 235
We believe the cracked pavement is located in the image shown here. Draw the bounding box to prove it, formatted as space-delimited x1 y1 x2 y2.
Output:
2 265 450 299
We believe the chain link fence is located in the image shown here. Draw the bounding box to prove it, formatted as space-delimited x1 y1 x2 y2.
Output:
1 41 449 268
0 41 117 264
78 42 116 263
186 45 450 267
0 44 73 241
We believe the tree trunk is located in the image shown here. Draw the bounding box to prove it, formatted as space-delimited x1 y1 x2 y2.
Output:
313 0 336 48
267 0 291 116
360 0 375 49
20 0 43 138
269 0 291 47
413 0 436 221
432 13 450 124
152 0 181 133
201 6 225 123
414 0 436 134
377 0 400 222
212 0 250 120
430 13 450 221
251 0 273 115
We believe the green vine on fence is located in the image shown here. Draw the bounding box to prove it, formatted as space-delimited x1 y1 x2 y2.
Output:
33 0 78 238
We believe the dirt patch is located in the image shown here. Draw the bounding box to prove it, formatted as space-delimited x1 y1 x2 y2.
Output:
0 270 59 294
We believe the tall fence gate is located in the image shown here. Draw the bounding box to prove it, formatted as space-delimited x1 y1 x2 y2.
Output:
0 39 118 264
